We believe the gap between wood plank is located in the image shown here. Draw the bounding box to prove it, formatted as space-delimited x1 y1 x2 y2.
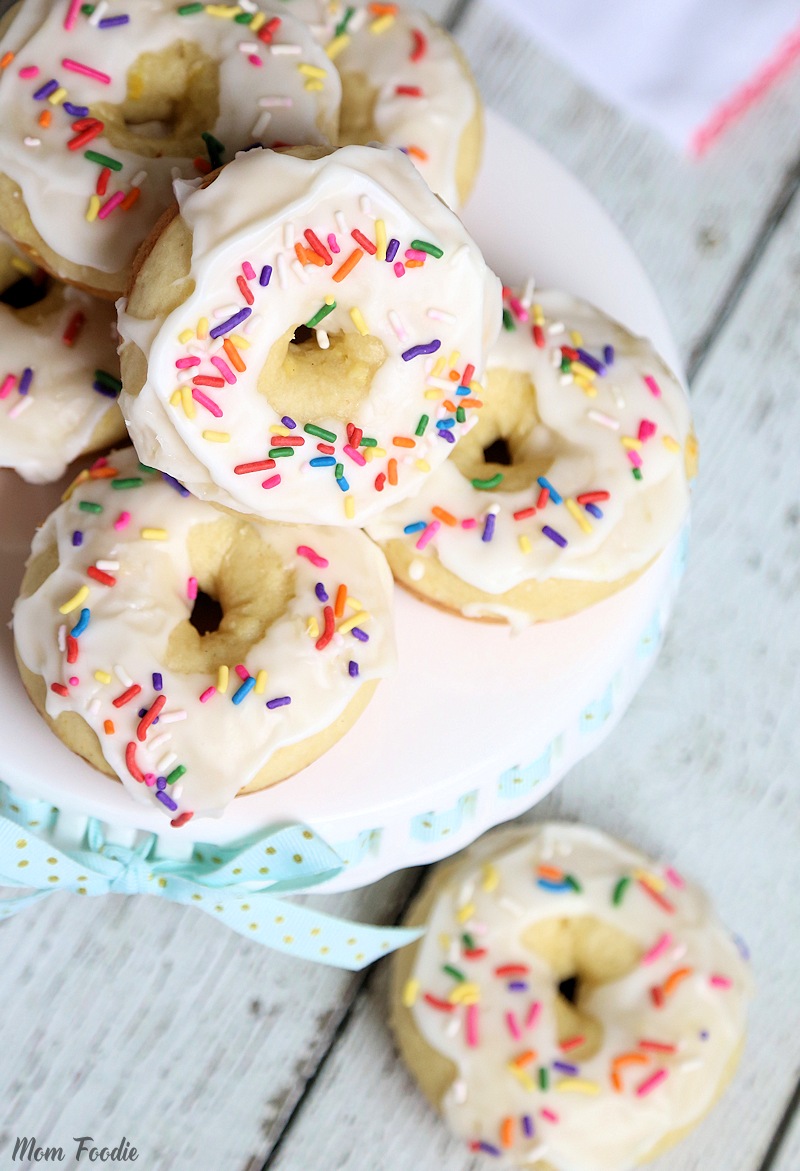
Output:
756 1076 800 1171
444 0 475 32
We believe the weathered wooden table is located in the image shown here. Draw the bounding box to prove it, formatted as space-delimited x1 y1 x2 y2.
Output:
2 1 799 1168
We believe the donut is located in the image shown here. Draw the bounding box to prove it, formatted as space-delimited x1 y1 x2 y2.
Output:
0 235 124 482
283 0 482 209
117 143 501 526
13 447 396 825
0 0 342 297
391 823 752 1171
368 286 698 623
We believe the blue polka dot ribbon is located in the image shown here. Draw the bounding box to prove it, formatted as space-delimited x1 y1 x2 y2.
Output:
0 784 421 969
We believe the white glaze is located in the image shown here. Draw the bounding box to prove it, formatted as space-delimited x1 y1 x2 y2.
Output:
279 0 478 209
406 824 752 1171
118 143 501 526
368 289 694 596
0 249 120 482
13 447 396 822
0 0 341 277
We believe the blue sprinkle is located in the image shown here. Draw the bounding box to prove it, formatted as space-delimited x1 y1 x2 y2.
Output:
280 415 296 429
155 790 177 811
348 660 359 678
161 472 190 496
70 607 90 637
385 238 399 263
259 265 272 287
266 696 291 709
310 456 336 468
455 385 470 396
152 672 163 691
403 521 427 534
603 344 615 366
33 79 59 101
232 676 256 705
537 475 563 504
209 307 251 339
64 101 89 117
437 429 455 444
436 418 455 429
18 368 33 395
336 475 350 492
315 582 328 603
536 877 571 891
72 531 83 547
585 502 603 519
351 628 369 642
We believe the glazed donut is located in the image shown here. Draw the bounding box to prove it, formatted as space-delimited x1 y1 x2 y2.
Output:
0 236 124 482
391 823 752 1171
0 0 342 297
117 143 501 526
368 286 698 623
13 447 396 825
285 0 482 209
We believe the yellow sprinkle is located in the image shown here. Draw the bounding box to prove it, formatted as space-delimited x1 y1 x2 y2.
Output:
431 356 446 378
338 610 369 635
59 585 89 614
414 458 431 473
203 430 230 442
11 257 35 275
94 670 112 685
571 361 597 381
363 447 375 462
255 669 268 695
216 665 229 694
128 73 143 100
85 195 100 223
375 218 387 262
344 495 355 520
298 62 327 79
372 447 387 458
180 385 195 419
370 13 394 33
566 498 593 534
570 329 583 346
270 425 292 436
438 932 451 953
197 317 209 341
48 86 67 105
61 468 89 501
470 380 484 396
573 375 597 396
456 901 475 924
509 1065 536 1092
481 862 500 892
686 434 699 460
556 1078 601 1095
635 868 666 891
402 978 419 1007
304 79 324 92
518 534 532 555
250 10 265 30
325 32 351 59
449 983 480 1005
350 307 368 336
178 328 194 344
307 615 320 639
447 350 460 369
424 388 442 400
621 436 642 450
169 388 181 407
205 3 240 15
663 435 680 453
141 528 167 541
231 333 250 349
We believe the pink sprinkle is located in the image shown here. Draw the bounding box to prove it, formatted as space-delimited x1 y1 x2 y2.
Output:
636 1069 668 1097
187 576 198 601
466 1003 479 1048
262 474 281 490
68 675 79 686
540 1110 559 1124
192 387 223 417
404 248 427 262
415 520 440 551
199 686 216 703
143 772 157 787
343 443 366 466
114 511 131 530
18 65 39 79
644 374 662 397
638 418 657 442
627 449 643 469
461 518 478 530
393 262 405 278
235 664 249 681
525 1001 541 1030
509 296 529 322
242 261 256 280
248 53 262 67
296 545 329 568
62 58 111 84
642 932 672 965
0 374 16 399
505 1011 521 1040
210 355 236 384
64 0 82 30
176 356 200 369
710 974 733 989
327 233 340 254
97 190 125 220
665 866 685 889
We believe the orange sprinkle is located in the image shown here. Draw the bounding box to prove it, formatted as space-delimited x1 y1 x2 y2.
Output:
305 249 325 267
120 186 141 212
612 1052 648 1069
537 864 564 880
332 247 363 283
500 1118 514 1149
0 51 15 69
368 2 398 12
442 399 457 412
432 507 457 527
334 583 347 618
662 967 693 997
103 719 115 735
387 458 398 485
223 338 246 372
611 1070 623 1093
294 242 309 266
89 466 118 480
405 258 423 268
406 145 429 161
393 436 415 448
460 398 483 408
512 1049 537 1068
38 109 52 128
448 370 460 381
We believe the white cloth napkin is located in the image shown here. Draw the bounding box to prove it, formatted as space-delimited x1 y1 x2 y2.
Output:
491 0 800 153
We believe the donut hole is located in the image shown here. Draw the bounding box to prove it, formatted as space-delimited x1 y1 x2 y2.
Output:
522 915 642 1062
338 71 380 147
0 265 51 312
164 517 295 674
259 324 387 425
481 436 513 467
92 43 220 158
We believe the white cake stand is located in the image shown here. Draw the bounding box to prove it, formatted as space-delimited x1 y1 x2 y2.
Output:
0 111 687 892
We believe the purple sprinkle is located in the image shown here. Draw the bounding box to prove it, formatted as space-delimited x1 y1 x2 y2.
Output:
385 238 399 263
522 1115 534 1138
152 672 163 691
161 472 190 496
585 502 603 519
348 660 359 677
281 415 296 429
18 368 33 395
93 380 119 398
734 934 750 961
156 776 167 791
266 696 291 709
577 347 606 376
699 1030 710 1041
401 339 441 362
437 428 455 444
33 79 59 101
72 531 83 547
542 525 568 549
137 707 147 718
209 307 252 339
553 1061 579 1075
351 627 369 642
98 13 130 26
481 512 496 543
603 344 615 366
259 265 272 286
315 582 328 603
64 101 89 117
507 980 528 991
478 1142 501 1157
155 790 177 811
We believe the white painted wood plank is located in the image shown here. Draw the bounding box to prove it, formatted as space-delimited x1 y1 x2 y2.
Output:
772 1100 800 1171
260 152 800 1171
456 0 800 363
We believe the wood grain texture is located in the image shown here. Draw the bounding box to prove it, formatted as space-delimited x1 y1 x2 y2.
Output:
770 1092 800 1171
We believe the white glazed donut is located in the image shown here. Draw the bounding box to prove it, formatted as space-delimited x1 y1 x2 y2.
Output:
117 143 501 526
0 0 342 295
283 0 483 209
0 238 123 482
13 447 396 825
368 286 697 623
392 823 753 1171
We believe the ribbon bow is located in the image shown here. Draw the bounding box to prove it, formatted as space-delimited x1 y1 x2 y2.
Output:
0 784 420 969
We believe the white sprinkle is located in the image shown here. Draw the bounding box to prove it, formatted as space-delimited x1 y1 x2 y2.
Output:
315 329 330 349
559 373 574 386
458 879 475 905
114 664 133 687
147 732 172 752
408 559 425 581
487 503 501 516
23 136 40 148
426 308 456 324
291 258 308 284
451 1079 468 1105
334 210 347 235
239 0 257 10
283 222 295 248
350 7 368 31
498 896 525 917
238 41 253 53
158 752 177 772
87 698 101 716
551 350 563 368
159 709 188 724
270 42 301 54
8 396 33 418
444 1017 460 1038
95 560 119 571
359 194 373 217
130 169 148 188
522 275 536 306
252 110 272 139
388 309 407 340
57 624 67 653
425 375 459 390
258 95 292 108
609 382 626 408
88 0 108 25
548 320 565 335
587 409 620 431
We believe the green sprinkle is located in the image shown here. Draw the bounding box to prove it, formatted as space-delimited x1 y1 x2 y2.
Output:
335 462 344 479
178 3 204 13
234 10 254 21
539 1067 549 1091
138 462 158 475
305 301 336 329
632 467 643 481
95 368 122 392
471 473 503 490
78 501 103 514
410 238 443 259
84 150 123 172
111 477 144 490
202 130 225 168
81 3 94 13
359 436 377 447
561 357 572 373
461 932 476 950
166 764 187 785
334 4 355 35
612 876 631 906
443 964 465 982
456 406 466 423
502 308 515 331
268 447 295 458
304 423 337 442
415 414 429 437
565 874 582 893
